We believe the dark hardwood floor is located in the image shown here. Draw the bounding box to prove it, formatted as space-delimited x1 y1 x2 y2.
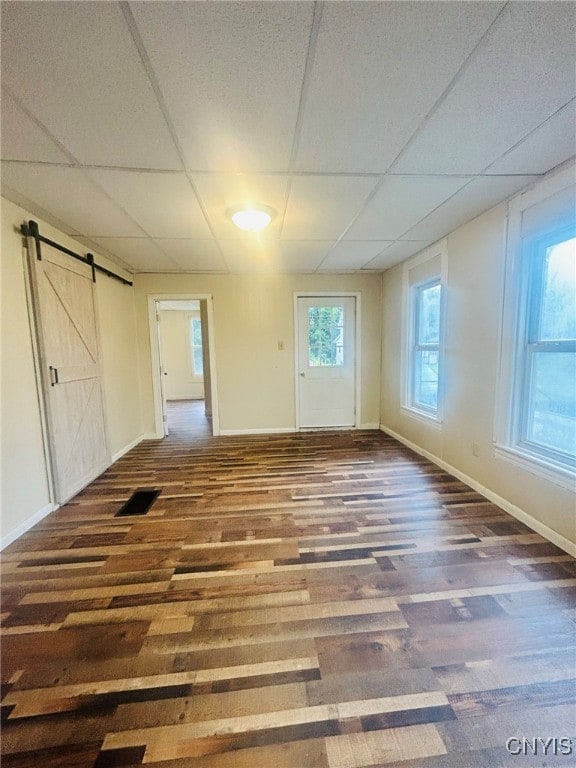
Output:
1 403 575 767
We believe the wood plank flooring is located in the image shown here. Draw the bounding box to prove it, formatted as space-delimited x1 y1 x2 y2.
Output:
2 402 575 767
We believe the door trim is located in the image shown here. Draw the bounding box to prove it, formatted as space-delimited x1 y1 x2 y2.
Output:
147 294 219 438
293 292 361 431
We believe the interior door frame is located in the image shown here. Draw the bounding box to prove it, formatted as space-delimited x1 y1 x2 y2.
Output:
147 294 219 438
294 291 361 430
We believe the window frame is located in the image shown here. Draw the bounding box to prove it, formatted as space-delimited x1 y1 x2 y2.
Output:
401 240 447 426
495 165 576 489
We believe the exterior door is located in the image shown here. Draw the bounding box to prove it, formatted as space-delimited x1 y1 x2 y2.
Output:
27 240 110 503
297 296 356 428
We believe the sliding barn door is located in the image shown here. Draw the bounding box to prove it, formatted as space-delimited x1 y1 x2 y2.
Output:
27 239 110 503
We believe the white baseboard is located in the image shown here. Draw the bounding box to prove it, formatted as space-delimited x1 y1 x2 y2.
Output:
380 424 576 558
111 434 146 462
143 431 164 440
360 422 380 430
0 502 56 551
220 427 297 436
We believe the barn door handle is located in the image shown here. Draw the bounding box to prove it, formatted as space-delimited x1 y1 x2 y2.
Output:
49 366 59 386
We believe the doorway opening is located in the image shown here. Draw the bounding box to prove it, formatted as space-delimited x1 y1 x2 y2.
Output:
148 295 219 439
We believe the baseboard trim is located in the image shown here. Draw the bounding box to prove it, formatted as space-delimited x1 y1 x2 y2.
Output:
112 435 145 462
380 424 576 557
1 502 56 551
360 422 380 430
220 427 297 436
143 432 164 441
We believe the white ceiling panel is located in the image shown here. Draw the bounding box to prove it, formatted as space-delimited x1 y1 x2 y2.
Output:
486 100 576 175
130 2 313 171
278 241 334 272
362 241 433 271
154 240 227 272
404 175 538 242
345 176 469 241
317 241 393 271
192 174 288 238
0 89 70 163
1 2 181 169
295 2 504 173
394 3 576 174
218 239 280 273
88 170 212 239
1 162 145 237
90 238 180 272
282 176 379 240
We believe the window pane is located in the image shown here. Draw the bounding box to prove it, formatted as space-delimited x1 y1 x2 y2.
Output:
527 352 576 455
193 348 204 375
539 238 576 341
192 319 203 345
414 350 439 409
418 283 441 344
308 306 344 367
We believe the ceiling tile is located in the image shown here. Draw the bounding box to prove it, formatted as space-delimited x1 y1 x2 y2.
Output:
295 2 504 172
282 176 379 240
154 240 227 272
90 238 180 272
486 100 576 175
362 241 433 271
192 174 288 238
345 176 469 241
278 241 334 272
394 3 576 174
403 175 538 242
0 89 70 163
317 241 393 271
88 170 212 238
1 162 145 236
1 3 181 169
130 2 313 171
218 239 280 273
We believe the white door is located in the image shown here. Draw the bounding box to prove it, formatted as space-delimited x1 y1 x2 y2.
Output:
297 296 356 428
27 240 110 503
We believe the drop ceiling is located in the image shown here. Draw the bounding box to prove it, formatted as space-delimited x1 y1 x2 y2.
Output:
1 1 574 275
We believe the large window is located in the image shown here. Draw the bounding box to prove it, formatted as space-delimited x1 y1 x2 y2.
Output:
402 241 446 423
496 166 576 485
411 280 441 412
515 229 575 467
189 316 203 376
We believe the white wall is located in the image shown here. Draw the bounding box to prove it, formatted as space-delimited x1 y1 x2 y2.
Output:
134 273 382 435
380 191 576 551
159 310 204 400
0 198 142 545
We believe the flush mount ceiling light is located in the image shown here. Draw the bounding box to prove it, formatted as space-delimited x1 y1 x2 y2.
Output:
227 204 276 232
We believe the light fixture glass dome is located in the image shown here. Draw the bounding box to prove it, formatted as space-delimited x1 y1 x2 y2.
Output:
228 205 276 232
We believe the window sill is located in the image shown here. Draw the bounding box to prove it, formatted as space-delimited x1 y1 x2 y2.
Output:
494 444 576 492
400 406 443 430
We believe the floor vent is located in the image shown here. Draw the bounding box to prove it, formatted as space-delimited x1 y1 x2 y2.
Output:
115 489 161 517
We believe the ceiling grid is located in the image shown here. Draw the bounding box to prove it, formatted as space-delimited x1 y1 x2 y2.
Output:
1 1 574 274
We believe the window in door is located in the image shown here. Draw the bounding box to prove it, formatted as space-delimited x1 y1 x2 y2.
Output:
308 306 344 367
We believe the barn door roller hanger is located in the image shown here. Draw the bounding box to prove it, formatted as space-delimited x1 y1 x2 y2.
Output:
21 219 133 286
